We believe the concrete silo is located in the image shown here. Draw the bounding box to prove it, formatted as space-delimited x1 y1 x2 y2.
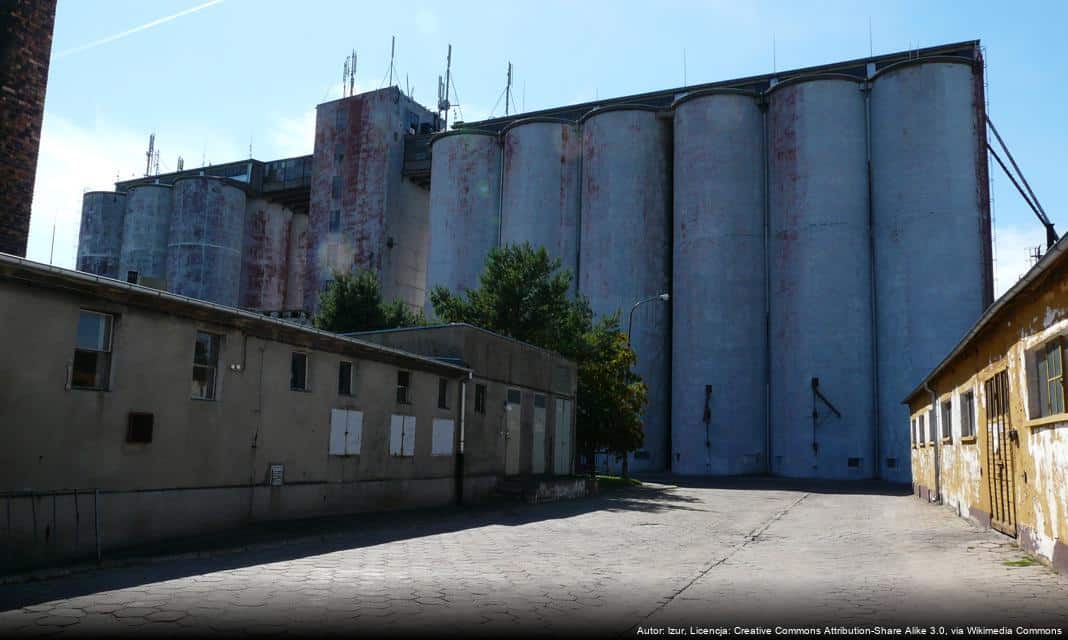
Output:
76 192 126 279
425 130 501 316
167 176 247 306
118 184 171 288
500 118 581 289
871 58 991 483
767 75 875 479
285 213 308 312
579 105 672 473
240 198 292 311
671 90 766 476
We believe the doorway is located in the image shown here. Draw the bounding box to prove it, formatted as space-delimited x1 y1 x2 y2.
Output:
984 370 1017 537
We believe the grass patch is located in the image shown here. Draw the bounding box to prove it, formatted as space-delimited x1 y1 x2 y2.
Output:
1003 556 1039 567
596 475 642 489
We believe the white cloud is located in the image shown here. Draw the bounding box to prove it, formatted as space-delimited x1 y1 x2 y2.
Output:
992 223 1047 298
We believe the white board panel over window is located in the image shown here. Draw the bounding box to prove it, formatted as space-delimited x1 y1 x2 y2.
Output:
431 419 454 456
402 415 416 456
329 409 348 456
390 414 405 456
345 410 363 455
329 409 364 456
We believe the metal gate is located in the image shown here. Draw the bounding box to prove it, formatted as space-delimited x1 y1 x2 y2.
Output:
984 370 1017 537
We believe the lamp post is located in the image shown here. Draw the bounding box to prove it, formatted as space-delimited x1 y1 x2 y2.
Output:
627 293 670 347
614 292 670 478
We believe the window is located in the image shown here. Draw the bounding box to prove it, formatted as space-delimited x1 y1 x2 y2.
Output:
396 370 411 404
927 411 935 444
940 400 953 442
291 352 308 391
847 457 862 469
331 175 343 199
191 331 221 400
431 418 454 455
918 414 926 445
1034 339 1065 417
474 384 486 414
338 361 353 395
389 414 416 456
438 378 450 409
960 391 976 439
329 209 341 232
329 409 363 456
910 418 917 448
126 270 139 284
507 389 522 406
126 412 153 444
886 457 897 469
335 106 348 129
72 310 113 390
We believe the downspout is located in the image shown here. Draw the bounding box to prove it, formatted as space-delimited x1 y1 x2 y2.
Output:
455 372 470 505
924 381 942 504
760 90 772 475
863 74 882 479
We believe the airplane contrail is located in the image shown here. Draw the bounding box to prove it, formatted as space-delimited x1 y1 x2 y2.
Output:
55 0 225 59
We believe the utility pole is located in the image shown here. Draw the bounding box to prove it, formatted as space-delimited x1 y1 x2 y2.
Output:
505 62 513 116
388 36 395 87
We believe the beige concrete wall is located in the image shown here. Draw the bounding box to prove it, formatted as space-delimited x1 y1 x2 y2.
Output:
907 255 1068 574
0 273 485 571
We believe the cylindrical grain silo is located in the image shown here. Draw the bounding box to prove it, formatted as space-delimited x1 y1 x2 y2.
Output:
768 75 875 480
285 213 309 312
671 90 766 476
871 57 989 483
167 176 247 306
118 183 172 287
424 130 501 316
579 105 671 473
239 198 293 311
500 118 581 290
76 192 126 278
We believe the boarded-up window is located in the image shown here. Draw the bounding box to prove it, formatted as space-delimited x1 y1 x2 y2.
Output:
431 419 454 456
389 414 416 456
329 409 363 456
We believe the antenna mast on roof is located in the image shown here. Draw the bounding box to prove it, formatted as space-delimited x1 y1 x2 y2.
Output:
388 36 396 87
145 133 160 177
437 44 452 128
350 48 356 96
505 62 513 116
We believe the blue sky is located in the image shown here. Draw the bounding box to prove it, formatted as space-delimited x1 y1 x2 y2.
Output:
27 0 1068 297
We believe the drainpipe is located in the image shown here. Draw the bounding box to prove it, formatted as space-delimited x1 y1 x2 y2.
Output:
760 90 772 475
924 381 942 504
455 373 470 504
863 76 881 480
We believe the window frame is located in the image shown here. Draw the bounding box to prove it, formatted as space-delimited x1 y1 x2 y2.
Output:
191 330 222 401
940 399 953 443
960 390 977 441
291 351 310 392
474 383 487 414
437 377 450 410
71 310 114 391
338 360 354 396
396 370 412 405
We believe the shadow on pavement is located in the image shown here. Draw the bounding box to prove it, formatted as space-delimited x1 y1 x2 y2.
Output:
0 482 704 611
636 473 913 497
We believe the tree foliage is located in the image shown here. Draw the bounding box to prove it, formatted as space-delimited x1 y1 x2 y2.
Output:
313 269 424 333
429 242 647 475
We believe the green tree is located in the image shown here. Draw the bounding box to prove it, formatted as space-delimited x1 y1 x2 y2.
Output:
575 316 647 480
313 269 424 333
429 242 647 477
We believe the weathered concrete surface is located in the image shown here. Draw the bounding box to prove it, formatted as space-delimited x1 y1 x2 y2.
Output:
2 478 1065 636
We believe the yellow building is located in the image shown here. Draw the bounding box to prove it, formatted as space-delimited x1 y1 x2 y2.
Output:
906 235 1068 574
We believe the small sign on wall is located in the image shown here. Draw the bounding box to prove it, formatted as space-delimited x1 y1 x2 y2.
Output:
269 463 284 487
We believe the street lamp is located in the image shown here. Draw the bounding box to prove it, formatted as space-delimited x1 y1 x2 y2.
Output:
628 293 670 347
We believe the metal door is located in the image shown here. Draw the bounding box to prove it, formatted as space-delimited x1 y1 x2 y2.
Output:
984 370 1017 537
554 398 572 475
505 389 521 476
532 394 547 474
